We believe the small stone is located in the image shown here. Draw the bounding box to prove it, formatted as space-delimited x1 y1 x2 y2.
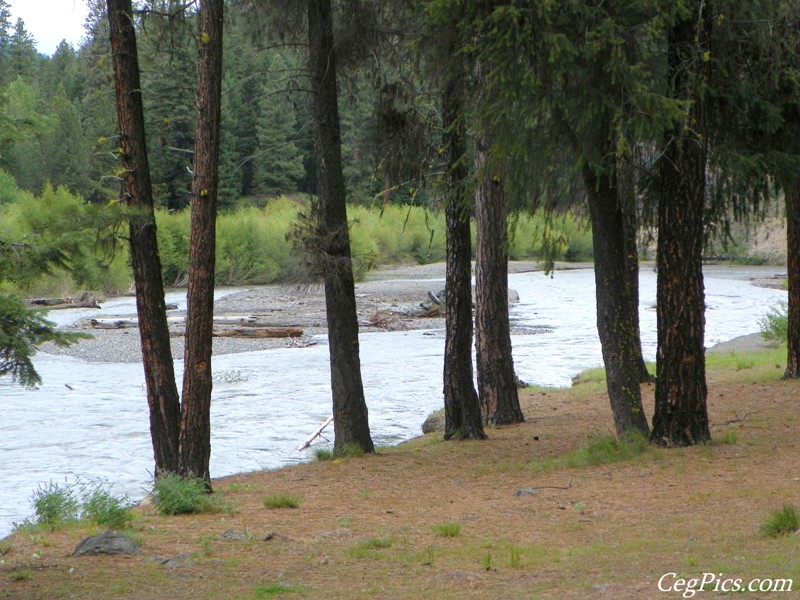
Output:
220 529 246 541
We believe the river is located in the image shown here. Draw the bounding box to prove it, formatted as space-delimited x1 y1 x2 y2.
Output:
0 264 787 537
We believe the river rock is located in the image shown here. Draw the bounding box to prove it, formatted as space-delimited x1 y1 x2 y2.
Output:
421 409 445 434
73 530 140 556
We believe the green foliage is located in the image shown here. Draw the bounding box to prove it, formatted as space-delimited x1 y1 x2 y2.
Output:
759 303 788 343
262 494 301 509
29 481 80 528
254 581 304 597
336 443 367 458
79 483 134 529
579 431 651 466
717 430 739 445
759 504 799 538
0 294 89 388
507 211 593 263
314 448 334 462
151 473 224 516
431 522 462 537
22 479 134 531
10 568 31 581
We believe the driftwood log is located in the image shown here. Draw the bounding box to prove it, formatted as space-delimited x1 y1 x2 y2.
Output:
211 327 303 338
28 297 101 310
90 315 259 329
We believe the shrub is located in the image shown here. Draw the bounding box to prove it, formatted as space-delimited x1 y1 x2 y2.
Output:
80 484 134 529
29 481 80 527
759 302 788 343
151 473 224 515
760 504 799 538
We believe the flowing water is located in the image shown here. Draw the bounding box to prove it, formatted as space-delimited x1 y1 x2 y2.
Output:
0 265 787 537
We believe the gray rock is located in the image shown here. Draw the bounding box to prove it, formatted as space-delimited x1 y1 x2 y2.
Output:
220 529 246 541
422 409 445 434
146 553 194 569
73 530 140 556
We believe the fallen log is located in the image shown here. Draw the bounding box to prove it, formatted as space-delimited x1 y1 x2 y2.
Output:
91 315 260 329
212 326 303 338
28 297 101 310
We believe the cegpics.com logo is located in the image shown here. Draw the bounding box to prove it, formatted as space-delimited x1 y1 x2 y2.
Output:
658 572 793 598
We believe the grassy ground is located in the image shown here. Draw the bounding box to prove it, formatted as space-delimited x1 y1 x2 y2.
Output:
2 348 799 599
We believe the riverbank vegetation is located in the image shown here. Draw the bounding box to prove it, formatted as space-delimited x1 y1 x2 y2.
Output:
3 348 798 598
0 182 596 296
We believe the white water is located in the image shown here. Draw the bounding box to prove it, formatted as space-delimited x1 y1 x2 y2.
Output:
0 265 787 537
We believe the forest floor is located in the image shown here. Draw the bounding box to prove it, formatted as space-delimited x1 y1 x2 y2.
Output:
8 260 798 599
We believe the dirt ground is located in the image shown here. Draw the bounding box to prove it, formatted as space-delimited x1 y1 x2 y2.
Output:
2 366 799 599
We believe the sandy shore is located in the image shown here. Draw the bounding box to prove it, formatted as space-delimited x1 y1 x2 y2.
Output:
38 262 484 364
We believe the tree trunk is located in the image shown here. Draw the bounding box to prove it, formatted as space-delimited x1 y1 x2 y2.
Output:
618 151 653 383
651 2 711 447
178 0 224 485
106 0 180 477
785 178 800 378
584 166 651 437
441 58 486 441
474 139 523 426
307 0 374 454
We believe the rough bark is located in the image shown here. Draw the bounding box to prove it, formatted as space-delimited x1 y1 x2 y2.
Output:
474 139 523 426
618 152 653 383
584 166 650 437
651 1 711 447
307 0 374 454
441 59 486 441
786 178 800 378
179 0 224 485
106 0 180 476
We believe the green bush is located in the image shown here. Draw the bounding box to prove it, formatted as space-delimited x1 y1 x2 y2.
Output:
151 473 224 516
29 481 80 527
759 302 788 343
80 483 134 529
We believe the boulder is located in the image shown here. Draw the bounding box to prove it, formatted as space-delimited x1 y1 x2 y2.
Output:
73 530 140 556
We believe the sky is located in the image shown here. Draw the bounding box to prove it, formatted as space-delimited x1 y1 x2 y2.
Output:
7 0 89 56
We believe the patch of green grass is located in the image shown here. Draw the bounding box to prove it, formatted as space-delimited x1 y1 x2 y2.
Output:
0 540 12 555
575 430 651 466
254 581 304 596
11 568 31 581
337 443 366 458
151 473 225 516
760 504 799 538
220 482 259 493
705 346 787 383
716 430 739 445
314 448 334 462
262 494 301 509
431 522 462 537
347 537 395 559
